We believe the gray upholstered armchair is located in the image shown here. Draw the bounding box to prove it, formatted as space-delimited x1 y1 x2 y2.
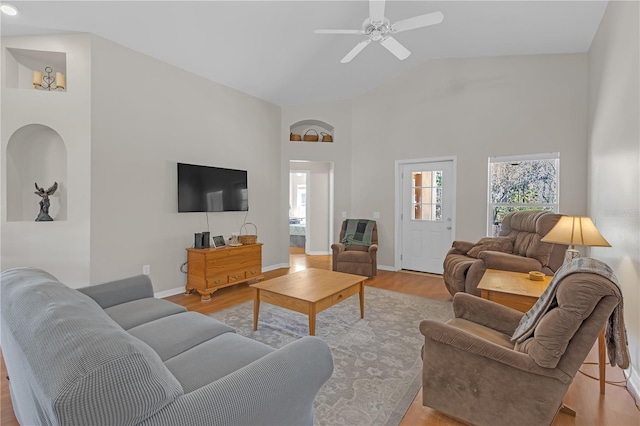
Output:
443 210 567 296
331 219 378 277
420 265 627 426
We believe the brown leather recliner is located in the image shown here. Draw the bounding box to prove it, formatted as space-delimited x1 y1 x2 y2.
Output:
443 211 567 296
331 220 378 277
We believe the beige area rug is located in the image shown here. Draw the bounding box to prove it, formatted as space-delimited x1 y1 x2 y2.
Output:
209 286 454 426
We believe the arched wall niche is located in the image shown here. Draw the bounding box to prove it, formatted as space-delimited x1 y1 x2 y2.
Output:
6 124 67 221
290 119 335 142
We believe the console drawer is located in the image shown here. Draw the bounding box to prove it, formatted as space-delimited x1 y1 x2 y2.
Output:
228 270 247 283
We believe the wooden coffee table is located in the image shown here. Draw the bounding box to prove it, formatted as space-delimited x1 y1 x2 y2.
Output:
250 268 367 336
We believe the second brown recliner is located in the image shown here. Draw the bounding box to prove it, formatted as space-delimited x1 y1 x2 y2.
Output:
443 210 567 296
331 219 378 277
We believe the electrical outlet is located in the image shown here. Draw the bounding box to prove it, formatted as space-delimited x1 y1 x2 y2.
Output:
342 211 347 218
373 212 380 219
143 265 150 275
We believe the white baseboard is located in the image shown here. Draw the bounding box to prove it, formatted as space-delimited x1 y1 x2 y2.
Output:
263 263 289 272
377 264 396 272
154 263 291 299
155 287 186 298
627 366 640 407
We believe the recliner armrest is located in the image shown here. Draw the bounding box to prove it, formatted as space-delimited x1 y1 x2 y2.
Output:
420 320 571 383
452 293 523 336
331 243 345 254
477 251 543 272
368 244 378 254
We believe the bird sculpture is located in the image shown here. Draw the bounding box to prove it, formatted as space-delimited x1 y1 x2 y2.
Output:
34 182 58 221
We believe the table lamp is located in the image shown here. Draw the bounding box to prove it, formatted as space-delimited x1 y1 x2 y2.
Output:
541 216 611 263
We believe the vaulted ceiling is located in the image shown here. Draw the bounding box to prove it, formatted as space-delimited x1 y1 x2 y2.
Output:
1 1 608 106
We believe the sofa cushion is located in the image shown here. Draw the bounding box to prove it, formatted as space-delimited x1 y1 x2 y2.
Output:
165 332 274 393
338 250 372 263
0 268 184 425
500 211 561 267
466 237 513 258
104 297 187 330
128 311 235 361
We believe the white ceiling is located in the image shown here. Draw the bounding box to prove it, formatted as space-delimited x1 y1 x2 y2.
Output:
1 1 608 106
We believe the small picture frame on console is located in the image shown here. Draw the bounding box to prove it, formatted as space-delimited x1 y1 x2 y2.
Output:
212 235 226 248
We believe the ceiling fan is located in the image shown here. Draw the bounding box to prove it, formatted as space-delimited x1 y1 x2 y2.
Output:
315 0 444 63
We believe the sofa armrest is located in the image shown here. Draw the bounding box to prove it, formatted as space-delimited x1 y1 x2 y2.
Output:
449 240 476 255
368 244 378 255
477 251 543 273
452 293 524 336
78 275 154 309
420 320 571 384
141 336 334 426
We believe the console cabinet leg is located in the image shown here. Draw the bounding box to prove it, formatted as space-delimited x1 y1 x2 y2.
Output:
196 289 216 302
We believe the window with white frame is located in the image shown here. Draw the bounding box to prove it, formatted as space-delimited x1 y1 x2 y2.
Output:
488 153 559 236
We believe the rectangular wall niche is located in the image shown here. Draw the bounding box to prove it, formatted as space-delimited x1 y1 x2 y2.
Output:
5 48 67 91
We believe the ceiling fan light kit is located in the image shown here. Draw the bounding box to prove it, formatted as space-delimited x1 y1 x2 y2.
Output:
315 0 443 63
0 2 19 16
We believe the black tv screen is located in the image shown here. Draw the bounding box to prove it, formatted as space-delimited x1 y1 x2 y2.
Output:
178 163 248 212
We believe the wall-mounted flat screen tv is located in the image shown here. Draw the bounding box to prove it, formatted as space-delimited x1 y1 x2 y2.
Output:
178 163 248 212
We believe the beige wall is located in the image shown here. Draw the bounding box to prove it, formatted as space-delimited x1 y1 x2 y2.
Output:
88 36 283 293
351 54 590 268
1 34 92 287
588 0 640 398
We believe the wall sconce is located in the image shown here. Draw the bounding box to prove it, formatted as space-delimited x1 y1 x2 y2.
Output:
33 67 66 91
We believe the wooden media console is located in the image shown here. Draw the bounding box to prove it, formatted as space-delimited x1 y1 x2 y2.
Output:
186 243 264 301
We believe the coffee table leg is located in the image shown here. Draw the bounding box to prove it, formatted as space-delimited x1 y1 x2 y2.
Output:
309 304 316 336
253 288 260 331
359 282 365 318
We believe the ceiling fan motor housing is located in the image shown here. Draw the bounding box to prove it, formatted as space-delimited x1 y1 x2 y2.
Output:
363 17 391 41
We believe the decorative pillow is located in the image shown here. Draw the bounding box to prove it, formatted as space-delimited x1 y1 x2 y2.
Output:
467 237 513 258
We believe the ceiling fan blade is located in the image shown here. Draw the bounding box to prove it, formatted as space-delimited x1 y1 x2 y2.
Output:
315 29 362 35
391 11 444 33
380 36 411 60
369 0 386 23
341 40 371 63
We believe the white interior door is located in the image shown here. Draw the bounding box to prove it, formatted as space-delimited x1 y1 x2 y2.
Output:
401 160 454 274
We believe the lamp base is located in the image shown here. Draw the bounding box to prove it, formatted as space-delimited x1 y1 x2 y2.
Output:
564 249 581 264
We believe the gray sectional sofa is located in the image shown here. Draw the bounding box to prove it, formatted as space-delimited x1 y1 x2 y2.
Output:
1 267 334 425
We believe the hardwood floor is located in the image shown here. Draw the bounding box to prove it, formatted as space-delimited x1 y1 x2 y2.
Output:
1 248 638 425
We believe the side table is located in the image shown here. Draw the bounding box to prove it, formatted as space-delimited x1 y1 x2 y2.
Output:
477 269 607 394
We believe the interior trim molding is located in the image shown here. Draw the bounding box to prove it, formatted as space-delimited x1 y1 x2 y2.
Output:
627 366 640 407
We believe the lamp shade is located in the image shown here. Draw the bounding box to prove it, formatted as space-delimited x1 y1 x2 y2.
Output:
541 216 611 248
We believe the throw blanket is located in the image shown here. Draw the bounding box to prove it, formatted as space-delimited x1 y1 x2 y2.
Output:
342 219 376 248
511 257 630 369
